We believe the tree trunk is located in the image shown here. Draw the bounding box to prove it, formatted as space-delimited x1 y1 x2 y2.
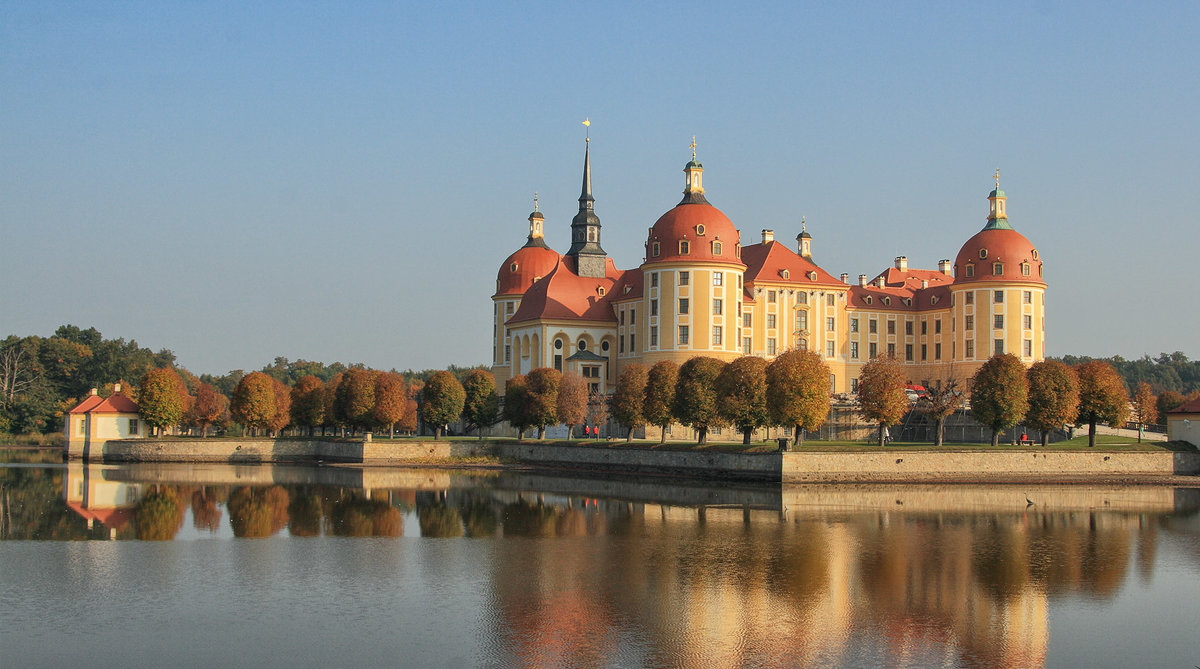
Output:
742 428 751 445
991 429 1001 447
1137 424 1143 443
537 426 545 439
626 426 634 442
659 424 668 444
795 424 805 448
1088 418 1097 447
879 425 886 448
1041 430 1049 448
434 426 442 440
934 419 944 447
389 425 395 438
698 427 707 444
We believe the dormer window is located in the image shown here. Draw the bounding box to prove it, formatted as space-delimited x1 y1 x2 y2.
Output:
903 298 912 306
993 262 1004 276
931 295 939 305
1021 262 1031 276
711 241 722 255
1031 249 1039 260
864 296 872 305
808 271 817 281
735 244 741 258
695 224 706 235
883 297 891 305
780 269 789 279
597 286 606 296
651 241 660 257
965 264 975 278
624 285 632 294
679 240 690 255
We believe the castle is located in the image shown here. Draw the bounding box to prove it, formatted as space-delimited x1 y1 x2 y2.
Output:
491 136 1045 396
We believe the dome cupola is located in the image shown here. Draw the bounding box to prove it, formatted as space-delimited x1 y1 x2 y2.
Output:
954 174 1043 285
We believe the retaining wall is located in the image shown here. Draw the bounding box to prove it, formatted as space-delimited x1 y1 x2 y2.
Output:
492 442 783 480
90 438 490 464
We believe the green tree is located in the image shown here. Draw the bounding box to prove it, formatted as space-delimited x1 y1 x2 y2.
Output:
289 375 325 435
421 370 465 440
1075 360 1130 447
1026 360 1079 447
335 368 378 434
766 349 831 448
503 374 531 439
857 356 907 447
717 356 769 445
372 371 409 438
525 368 561 439
461 369 500 439
137 367 188 436
230 371 276 436
971 353 1029 447
672 357 726 444
609 363 648 441
556 372 589 439
643 361 678 444
1156 389 1185 417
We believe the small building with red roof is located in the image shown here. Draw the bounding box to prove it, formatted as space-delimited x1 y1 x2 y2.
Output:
1166 397 1200 447
65 384 146 459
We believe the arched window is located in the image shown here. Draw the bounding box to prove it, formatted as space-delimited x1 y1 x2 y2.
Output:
965 264 975 278
651 241 660 257
577 340 587 352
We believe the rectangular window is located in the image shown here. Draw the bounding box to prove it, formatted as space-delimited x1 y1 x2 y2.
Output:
651 273 659 288
1023 314 1032 329
679 298 689 314
965 339 975 358
935 319 942 334
905 344 913 361
78 418 86 435
921 321 927 335
827 294 835 306
128 418 139 435
505 344 511 361
887 343 896 357
994 290 1004 303
1021 263 1031 276
850 341 859 359
680 271 689 285
743 337 752 354
554 354 563 371
826 341 835 358
743 313 752 328
767 314 776 329
994 338 1004 354
921 344 927 361
630 334 635 351
679 325 689 345
1023 290 1032 304
619 337 625 353
887 320 896 335
796 312 807 330
767 290 776 303
620 310 625 325
994 314 1004 329
1023 339 1033 356
505 302 514 315
631 309 636 325
965 292 974 305
869 319 878 334
713 299 723 315
850 318 859 333
905 321 913 336
713 272 723 286
935 343 942 359
651 299 659 317
768 338 776 355
650 326 658 347
851 378 859 394
826 317 835 332
869 342 878 358
712 326 722 347
965 315 974 330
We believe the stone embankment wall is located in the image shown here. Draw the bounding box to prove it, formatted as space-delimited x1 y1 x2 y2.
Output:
92 438 490 464
491 442 782 481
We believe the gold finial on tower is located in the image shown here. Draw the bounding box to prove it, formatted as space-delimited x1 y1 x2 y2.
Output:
801 215 806 233
994 168 1000 189
533 191 539 212
690 136 697 160
582 117 590 142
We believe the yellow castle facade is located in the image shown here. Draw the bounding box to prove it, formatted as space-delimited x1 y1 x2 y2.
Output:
492 139 1045 395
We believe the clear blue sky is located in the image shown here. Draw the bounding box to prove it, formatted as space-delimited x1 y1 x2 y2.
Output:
3 2 1197 375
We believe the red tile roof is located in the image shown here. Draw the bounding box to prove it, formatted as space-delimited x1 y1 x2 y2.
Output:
1167 397 1200 414
740 240 843 288
68 393 139 414
507 257 620 325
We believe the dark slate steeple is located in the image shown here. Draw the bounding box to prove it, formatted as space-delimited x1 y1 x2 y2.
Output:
566 126 607 278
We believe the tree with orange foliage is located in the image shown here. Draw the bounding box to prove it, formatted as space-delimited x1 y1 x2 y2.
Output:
372 371 408 438
231 371 276 436
525 367 561 439
970 353 1028 447
857 356 907 447
188 382 228 437
336 368 378 434
1026 360 1079 447
643 361 678 444
556 372 589 439
1075 360 1130 447
1130 381 1158 443
766 349 831 448
289 375 325 436
322 372 343 436
609 363 647 441
266 377 291 436
137 367 189 436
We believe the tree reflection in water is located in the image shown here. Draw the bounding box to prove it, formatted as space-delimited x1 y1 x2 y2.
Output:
134 487 183 540
328 496 403 537
228 486 290 538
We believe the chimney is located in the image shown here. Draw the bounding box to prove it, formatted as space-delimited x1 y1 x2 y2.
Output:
89 388 98 396
858 274 868 287
113 383 122 393
761 229 774 244
895 256 908 271
938 259 952 275
921 279 929 289
876 277 886 288
840 273 849 284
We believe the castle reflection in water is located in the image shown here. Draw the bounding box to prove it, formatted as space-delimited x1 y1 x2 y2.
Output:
19 463 1198 668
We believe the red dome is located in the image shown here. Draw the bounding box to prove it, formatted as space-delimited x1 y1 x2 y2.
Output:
644 203 743 266
495 244 561 296
954 227 1044 285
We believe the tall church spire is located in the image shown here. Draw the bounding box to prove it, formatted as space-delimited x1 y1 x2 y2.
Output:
567 120 606 277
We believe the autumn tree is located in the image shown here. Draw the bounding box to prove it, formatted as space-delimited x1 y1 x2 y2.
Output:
1075 360 1130 447
857 356 907 447
266 377 291 436
336 368 378 434
289 375 325 436
643 361 678 444
1156 390 1186 418
917 378 964 446
137 367 189 436
717 356 769 445
766 349 831 448
1026 360 1079 447
672 357 726 444
372 371 408 438
461 369 500 439
556 372 589 439
322 371 344 436
525 367 561 439
188 382 228 437
503 375 531 439
1130 381 1158 443
421 370 465 440
586 389 607 436
609 363 647 441
970 353 1029 447
231 371 275 436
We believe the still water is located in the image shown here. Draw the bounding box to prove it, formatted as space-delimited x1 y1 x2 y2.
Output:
1 450 1198 668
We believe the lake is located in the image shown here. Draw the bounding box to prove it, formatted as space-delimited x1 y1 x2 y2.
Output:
1 450 1198 668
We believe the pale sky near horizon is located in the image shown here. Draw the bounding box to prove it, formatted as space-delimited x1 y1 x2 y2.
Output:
3 2 1197 376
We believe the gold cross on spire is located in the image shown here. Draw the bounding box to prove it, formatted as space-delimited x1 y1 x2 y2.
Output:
533 191 539 212
690 136 697 160
582 117 590 142
994 168 1000 189
801 215 806 232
